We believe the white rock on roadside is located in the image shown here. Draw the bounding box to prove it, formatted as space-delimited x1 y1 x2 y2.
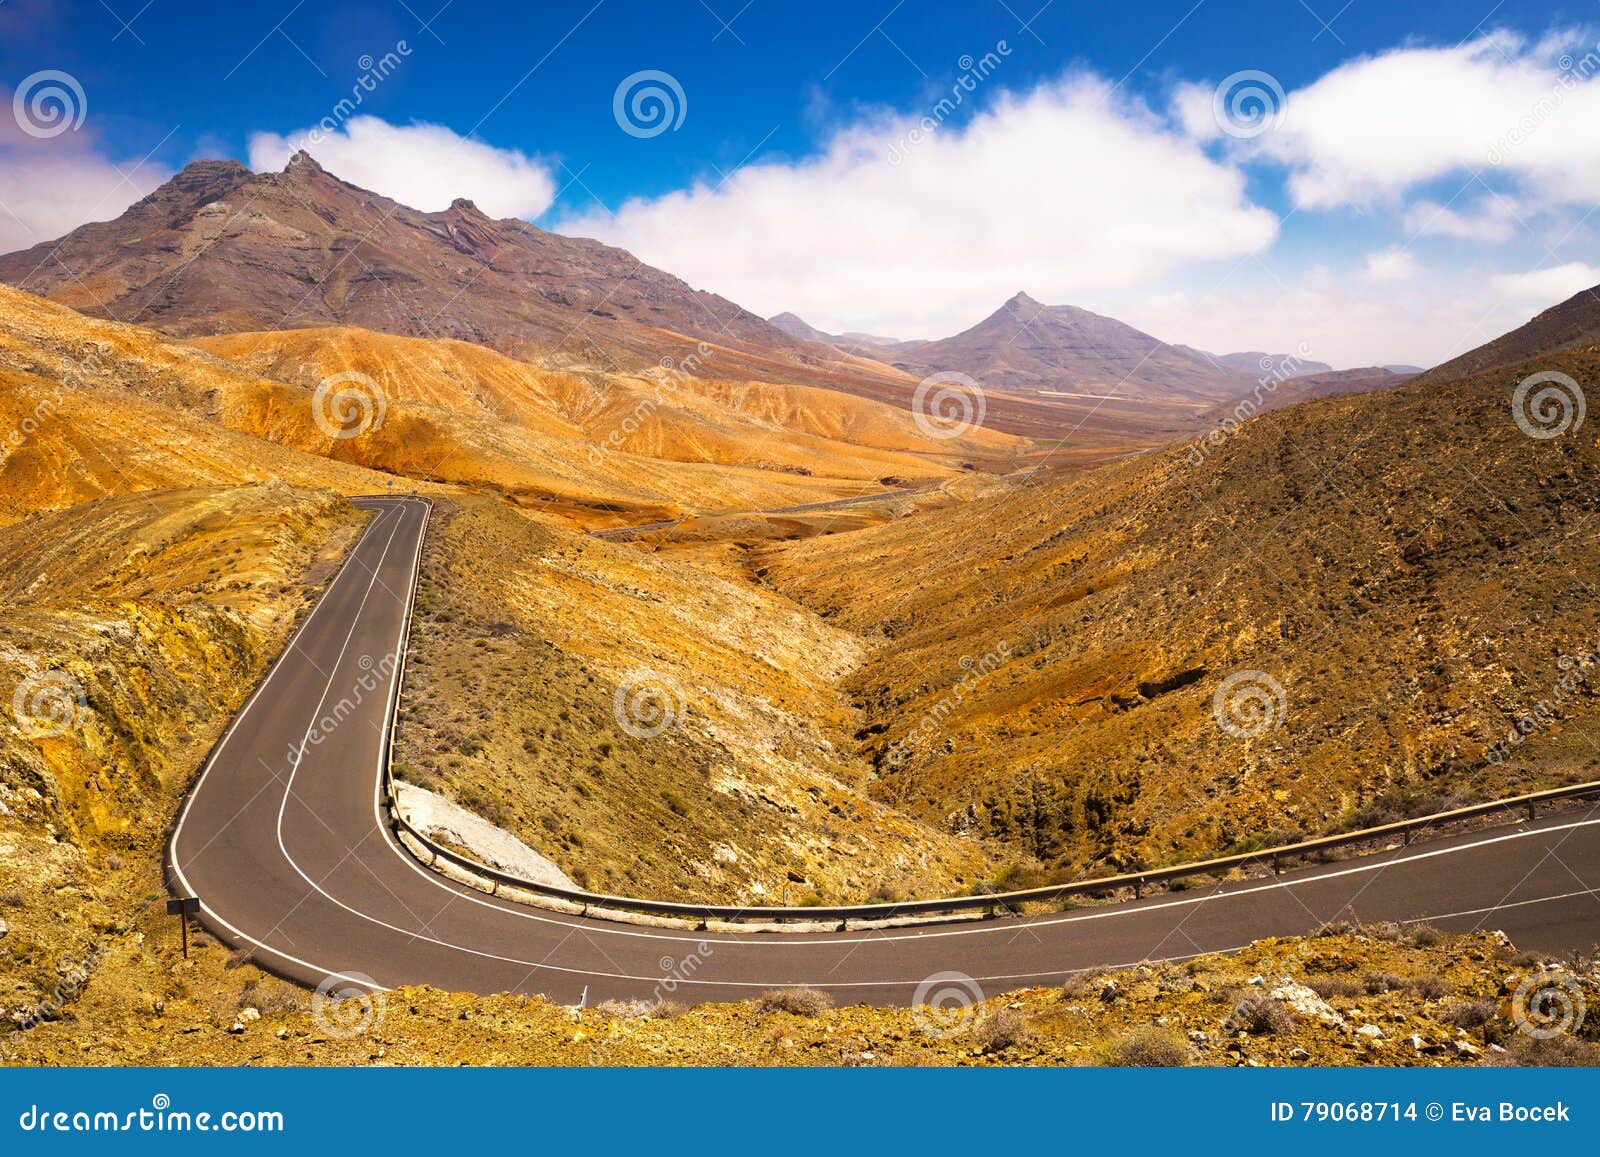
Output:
1269 978 1344 1025
395 783 577 889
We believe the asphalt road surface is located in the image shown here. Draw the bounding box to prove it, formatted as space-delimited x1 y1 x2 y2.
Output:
169 496 1600 1002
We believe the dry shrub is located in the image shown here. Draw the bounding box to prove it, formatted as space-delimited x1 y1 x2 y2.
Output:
755 987 833 1017
1109 1026 1192 1067
1307 976 1363 999
1440 998 1496 1030
1363 971 1404 994
1409 975 1448 1000
1232 994 1296 1035
1492 1034 1600 1067
977 1009 1034 1053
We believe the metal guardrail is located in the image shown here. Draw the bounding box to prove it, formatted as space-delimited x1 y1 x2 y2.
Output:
379 495 1600 928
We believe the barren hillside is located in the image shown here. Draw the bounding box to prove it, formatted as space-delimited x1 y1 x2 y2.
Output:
392 496 994 903
758 350 1600 877
0 286 1016 528
0 485 363 1026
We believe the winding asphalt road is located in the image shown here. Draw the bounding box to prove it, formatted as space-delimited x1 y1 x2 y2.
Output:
168 496 1600 1002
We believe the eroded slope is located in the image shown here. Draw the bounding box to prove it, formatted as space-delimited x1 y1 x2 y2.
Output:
760 350 1600 877
392 497 994 902
0 485 363 1023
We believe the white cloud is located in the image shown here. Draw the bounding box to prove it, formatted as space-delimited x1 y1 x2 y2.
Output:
1491 261 1600 304
557 75 1278 337
1404 196 1521 242
247 116 557 220
1233 32 1600 211
0 105 169 255
1364 247 1419 282
1118 272 1540 370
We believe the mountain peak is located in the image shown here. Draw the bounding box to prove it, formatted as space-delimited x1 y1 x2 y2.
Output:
0 153 816 383
768 311 825 339
175 157 251 181
893 291 1253 402
126 158 253 219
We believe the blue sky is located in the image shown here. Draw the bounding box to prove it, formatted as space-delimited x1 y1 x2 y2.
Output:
3 0 1600 366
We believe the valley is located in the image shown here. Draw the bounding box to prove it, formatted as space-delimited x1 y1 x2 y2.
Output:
757 348 1600 878
0 151 1597 1069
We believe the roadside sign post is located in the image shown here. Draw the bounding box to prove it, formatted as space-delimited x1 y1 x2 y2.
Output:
166 896 200 958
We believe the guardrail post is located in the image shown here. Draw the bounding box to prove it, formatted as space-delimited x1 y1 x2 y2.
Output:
1133 878 1144 899
1271 853 1281 876
1526 800 1537 822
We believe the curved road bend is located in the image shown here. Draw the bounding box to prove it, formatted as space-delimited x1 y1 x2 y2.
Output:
170 497 1600 1002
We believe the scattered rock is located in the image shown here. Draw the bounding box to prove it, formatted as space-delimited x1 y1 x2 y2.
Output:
1269 979 1344 1025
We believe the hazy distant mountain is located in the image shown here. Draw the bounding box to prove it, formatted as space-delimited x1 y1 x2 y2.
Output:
1201 366 1416 421
838 330 912 349
1421 281 1600 382
769 311 917 353
769 311 836 343
889 292 1253 401
1383 364 1425 374
1213 350 1334 376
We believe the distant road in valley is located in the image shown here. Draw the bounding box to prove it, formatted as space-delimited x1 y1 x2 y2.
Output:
169 497 1600 1002
588 486 924 539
